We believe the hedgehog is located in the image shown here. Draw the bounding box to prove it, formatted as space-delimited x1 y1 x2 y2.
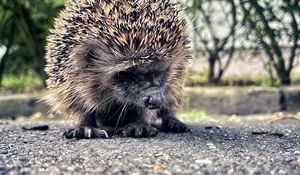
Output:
45 0 192 139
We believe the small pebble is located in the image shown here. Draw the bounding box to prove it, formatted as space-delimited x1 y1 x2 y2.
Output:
195 159 212 165
294 151 300 155
153 164 164 172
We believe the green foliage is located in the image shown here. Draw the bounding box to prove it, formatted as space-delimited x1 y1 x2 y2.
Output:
183 0 238 85
185 70 208 87
184 0 299 86
0 0 64 86
185 70 288 87
178 109 205 121
240 0 300 85
1 70 44 93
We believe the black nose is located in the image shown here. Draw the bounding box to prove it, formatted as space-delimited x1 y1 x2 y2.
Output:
144 96 163 109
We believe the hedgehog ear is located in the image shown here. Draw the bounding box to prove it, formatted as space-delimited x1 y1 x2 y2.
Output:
69 41 127 74
69 45 97 72
86 47 100 64
69 45 104 74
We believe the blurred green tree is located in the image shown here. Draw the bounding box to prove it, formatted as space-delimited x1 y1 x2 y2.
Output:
0 0 64 87
185 0 238 85
240 0 300 85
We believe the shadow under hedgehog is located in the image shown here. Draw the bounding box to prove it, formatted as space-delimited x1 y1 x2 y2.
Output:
45 0 192 139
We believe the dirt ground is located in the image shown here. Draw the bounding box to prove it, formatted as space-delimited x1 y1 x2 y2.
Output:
1 115 300 175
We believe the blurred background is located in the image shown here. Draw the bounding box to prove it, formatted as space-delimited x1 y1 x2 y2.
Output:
0 0 299 92
1 2 299 174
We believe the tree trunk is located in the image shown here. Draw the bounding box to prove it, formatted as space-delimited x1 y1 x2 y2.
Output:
0 56 6 87
274 65 291 86
208 56 216 84
278 72 291 85
214 73 222 85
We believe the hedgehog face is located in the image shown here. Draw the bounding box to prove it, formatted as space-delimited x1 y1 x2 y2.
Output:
112 61 171 110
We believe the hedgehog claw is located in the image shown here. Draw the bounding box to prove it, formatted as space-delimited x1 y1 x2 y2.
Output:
154 117 189 133
117 123 158 138
63 127 113 139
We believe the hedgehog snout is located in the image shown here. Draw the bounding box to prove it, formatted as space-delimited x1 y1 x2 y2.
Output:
143 88 163 110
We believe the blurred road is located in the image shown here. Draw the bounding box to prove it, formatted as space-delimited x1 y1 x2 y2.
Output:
1 119 300 175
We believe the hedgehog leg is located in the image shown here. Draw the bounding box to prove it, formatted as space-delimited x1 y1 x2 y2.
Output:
155 108 190 133
117 121 158 138
117 111 158 138
63 113 114 139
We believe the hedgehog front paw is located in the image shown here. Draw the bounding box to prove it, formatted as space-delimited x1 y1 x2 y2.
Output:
117 123 158 138
157 118 190 133
63 127 113 139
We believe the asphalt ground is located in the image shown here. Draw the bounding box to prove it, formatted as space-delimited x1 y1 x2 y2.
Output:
0 118 300 175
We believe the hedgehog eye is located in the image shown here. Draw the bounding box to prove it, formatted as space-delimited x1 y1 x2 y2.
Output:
113 71 137 82
118 71 135 78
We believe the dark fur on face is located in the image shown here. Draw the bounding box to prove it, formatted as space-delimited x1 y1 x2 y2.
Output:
45 0 192 139
112 61 171 109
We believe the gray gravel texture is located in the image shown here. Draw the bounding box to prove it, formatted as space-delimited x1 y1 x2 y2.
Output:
1 119 300 175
